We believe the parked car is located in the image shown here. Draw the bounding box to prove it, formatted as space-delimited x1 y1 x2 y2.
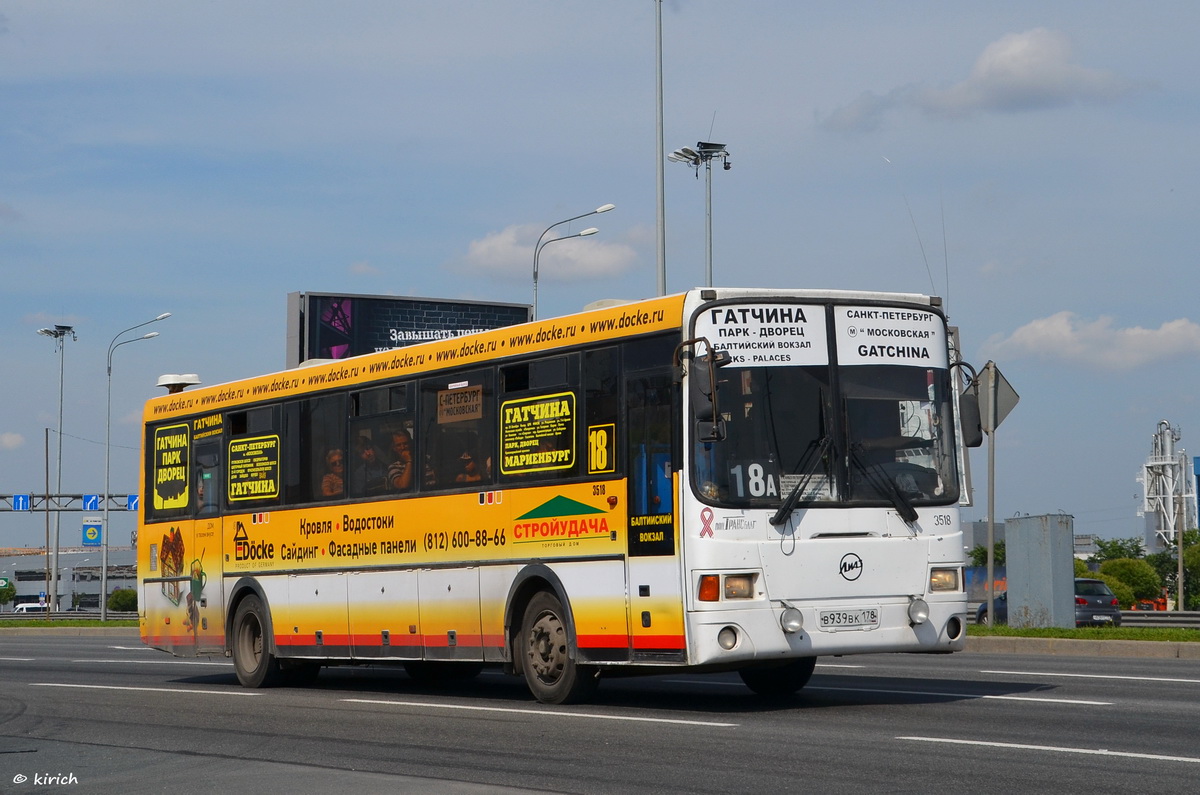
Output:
1074 578 1123 627
12 603 42 613
975 591 1007 625
975 579 1122 627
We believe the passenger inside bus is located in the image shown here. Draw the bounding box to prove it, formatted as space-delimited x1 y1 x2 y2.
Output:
454 449 483 483
351 434 387 495
388 429 414 491
321 448 345 497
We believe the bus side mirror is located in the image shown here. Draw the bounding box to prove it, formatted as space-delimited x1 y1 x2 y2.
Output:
691 348 731 441
959 392 983 448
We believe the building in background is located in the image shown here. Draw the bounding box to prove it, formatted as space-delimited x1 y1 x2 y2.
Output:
286 292 530 368
0 549 135 611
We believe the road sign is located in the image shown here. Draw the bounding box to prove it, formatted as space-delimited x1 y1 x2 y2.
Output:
979 361 1019 432
82 494 100 511
82 518 102 547
13 494 31 511
127 494 139 512
0 578 9 588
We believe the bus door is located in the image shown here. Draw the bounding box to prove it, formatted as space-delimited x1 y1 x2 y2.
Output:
625 372 686 662
143 424 222 656
188 440 225 654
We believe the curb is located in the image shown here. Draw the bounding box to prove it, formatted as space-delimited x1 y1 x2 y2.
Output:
0 627 139 637
966 635 1200 660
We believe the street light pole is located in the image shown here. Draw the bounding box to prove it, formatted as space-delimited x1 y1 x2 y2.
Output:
532 204 613 320
36 324 77 612
534 227 599 321
103 313 169 620
668 142 731 288
654 0 666 296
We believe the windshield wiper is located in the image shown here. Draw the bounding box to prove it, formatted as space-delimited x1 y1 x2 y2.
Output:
848 447 918 525
769 436 831 526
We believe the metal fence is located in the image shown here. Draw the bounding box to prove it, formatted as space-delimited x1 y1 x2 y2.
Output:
0 610 136 621
1119 610 1200 629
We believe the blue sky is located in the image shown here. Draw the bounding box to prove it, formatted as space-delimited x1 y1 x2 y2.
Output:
2 1 1199 548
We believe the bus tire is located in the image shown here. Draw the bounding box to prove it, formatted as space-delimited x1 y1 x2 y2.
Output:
738 656 816 698
519 591 598 704
231 594 282 688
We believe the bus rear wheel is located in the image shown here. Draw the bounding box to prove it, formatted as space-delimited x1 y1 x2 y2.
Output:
232 595 282 688
519 591 597 704
738 657 816 698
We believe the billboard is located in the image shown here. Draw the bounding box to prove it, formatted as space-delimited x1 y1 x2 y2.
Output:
286 292 531 367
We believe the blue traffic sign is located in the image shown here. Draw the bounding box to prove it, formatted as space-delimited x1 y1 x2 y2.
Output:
82 520 102 547
127 494 139 511
13 494 31 511
82 494 100 511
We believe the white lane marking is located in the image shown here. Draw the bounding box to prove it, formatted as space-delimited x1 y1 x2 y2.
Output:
31 683 259 696
661 679 1109 704
74 658 231 666
899 736 1200 764
341 698 738 727
982 669 1200 685
0 657 37 661
807 686 1110 705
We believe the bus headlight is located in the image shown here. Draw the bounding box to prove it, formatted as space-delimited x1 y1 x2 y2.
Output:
724 574 754 599
780 607 804 634
929 567 960 592
907 597 930 625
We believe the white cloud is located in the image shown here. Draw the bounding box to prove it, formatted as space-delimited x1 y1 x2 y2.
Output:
917 29 1134 116
983 311 1200 369
349 260 379 276
446 224 637 283
822 28 1135 132
0 432 23 450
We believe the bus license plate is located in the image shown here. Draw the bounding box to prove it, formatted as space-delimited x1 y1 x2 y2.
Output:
819 608 880 630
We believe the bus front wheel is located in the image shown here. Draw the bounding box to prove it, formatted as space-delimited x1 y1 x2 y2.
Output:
738 657 816 698
519 591 597 704
232 595 282 688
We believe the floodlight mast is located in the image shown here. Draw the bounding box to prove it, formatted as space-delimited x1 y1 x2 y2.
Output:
669 141 730 287
36 324 77 612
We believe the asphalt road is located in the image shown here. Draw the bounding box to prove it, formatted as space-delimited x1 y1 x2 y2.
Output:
1 635 1198 793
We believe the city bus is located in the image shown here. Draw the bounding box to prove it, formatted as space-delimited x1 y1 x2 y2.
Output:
138 287 978 703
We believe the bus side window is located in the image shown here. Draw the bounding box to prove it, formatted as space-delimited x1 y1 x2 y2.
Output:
226 406 281 509
285 395 347 504
194 443 222 516
420 370 494 491
627 373 675 516
499 355 580 484
585 347 620 476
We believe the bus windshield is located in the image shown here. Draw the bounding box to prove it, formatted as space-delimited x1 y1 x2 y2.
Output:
691 301 960 511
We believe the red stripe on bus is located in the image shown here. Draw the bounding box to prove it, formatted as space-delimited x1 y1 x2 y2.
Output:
631 635 686 650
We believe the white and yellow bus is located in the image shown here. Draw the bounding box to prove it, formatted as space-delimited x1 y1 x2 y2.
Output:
138 288 977 703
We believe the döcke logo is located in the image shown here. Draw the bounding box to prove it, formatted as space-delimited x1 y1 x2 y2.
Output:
234 522 275 562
